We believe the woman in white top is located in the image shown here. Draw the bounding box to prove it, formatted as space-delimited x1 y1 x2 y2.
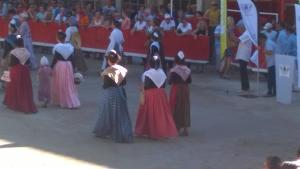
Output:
89 11 104 27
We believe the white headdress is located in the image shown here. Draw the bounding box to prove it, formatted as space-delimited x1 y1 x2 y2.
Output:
177 51 185 60
40 56 49 66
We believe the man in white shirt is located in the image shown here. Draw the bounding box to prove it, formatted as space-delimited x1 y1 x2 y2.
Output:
262 22 277 42
176 17 192 36
235 25 253 94
101 19 125 70
160 14 175 31
131 16 147 32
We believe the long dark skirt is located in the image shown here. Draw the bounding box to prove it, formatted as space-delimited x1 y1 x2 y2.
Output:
93 87 133 143
73 48 87 73
169 84 191 129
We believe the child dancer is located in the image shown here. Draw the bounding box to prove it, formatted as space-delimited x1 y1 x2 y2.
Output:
38 56 52 107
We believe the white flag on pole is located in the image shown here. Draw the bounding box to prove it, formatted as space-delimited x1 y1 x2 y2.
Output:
237 0 258 66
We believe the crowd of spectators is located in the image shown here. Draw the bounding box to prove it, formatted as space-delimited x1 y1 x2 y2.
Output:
0 0 220 37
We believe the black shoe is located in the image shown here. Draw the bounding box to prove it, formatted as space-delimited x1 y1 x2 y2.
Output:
264 92 275 97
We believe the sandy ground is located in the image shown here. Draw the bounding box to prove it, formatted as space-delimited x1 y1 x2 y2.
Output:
0 51 300 169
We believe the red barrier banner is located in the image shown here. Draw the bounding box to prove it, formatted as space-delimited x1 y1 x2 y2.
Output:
0 18 210 63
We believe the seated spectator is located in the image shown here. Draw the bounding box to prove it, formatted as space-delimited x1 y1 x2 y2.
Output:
54 7 66 24
36 6 45 22
160 13 175 31
121 10 131 30
90 11 104 27
102 0 116 16
135 5 146 21
192 11 208 36
176 17 192 36
51 0 60 19
16 3 25 14
78 10 90 27
131 16 147 33
27 4 36 20
185 3 195 18
44 6 53 23
144 8 154 22
263 156 282 169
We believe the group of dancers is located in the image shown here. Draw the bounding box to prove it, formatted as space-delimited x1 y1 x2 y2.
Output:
1 18 192 143
94 49 192 143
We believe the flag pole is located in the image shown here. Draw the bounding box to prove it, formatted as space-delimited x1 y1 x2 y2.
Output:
170 0 173 17
256 5 260 97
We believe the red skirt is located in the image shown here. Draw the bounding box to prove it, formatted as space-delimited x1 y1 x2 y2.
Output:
169 84 190 129
135 88 178 139
3 64 37 114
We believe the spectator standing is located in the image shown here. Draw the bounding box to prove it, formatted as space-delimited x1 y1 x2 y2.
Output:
286 26 297 57
160 13 176 31
275 22 289 55
204 1 220 61
262 23 277 42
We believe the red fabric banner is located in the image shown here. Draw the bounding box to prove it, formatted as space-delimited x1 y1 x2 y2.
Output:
0 18 210 62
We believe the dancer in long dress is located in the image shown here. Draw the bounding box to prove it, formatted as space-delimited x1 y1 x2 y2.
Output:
3 35 37 114
146 31 167 73
38 56 52 107
94 50 133 143
19 12 37 69
51 31 80 109
135 55 178 139
169 51 192 136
